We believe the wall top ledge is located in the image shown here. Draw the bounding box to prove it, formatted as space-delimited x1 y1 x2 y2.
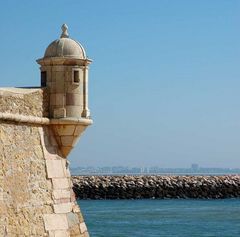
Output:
50 117 93 126
0 112 50 125
0 87 41 94
0 112 93 126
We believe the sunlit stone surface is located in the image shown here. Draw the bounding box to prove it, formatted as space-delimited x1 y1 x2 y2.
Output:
0 24 92 236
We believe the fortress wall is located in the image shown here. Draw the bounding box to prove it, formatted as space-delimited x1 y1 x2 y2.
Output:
0 123 53 236
0 88 89 237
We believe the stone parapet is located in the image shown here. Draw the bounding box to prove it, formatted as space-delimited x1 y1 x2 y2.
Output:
0 87 49 117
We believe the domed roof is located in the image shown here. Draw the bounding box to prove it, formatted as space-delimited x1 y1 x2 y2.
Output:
44 24 86 59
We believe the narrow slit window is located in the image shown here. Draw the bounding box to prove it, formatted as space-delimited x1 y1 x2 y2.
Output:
73 70 80 83
41 71 47 87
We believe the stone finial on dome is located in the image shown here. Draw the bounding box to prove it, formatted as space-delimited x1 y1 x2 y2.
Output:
37 23 91 60
61 24 69 38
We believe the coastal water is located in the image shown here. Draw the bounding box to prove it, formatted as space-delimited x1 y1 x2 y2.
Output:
78 199 240 237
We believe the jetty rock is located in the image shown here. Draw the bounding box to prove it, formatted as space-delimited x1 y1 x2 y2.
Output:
72 175 240 199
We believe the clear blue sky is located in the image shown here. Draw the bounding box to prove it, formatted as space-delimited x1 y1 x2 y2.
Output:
0 1 240 168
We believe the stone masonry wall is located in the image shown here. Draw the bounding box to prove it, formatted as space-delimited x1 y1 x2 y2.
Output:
0 88 89 237
0 123 52 236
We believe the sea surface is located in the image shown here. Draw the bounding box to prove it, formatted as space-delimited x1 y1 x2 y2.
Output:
78 199 240 237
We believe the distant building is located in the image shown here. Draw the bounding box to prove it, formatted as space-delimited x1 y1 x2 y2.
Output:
191 164 199 170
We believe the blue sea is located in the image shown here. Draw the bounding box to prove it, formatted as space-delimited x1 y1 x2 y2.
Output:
78 199 240 237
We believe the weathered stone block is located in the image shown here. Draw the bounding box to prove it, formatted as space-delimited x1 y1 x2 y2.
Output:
61 136 74 146
53 189 71 200
74 125 86 136
54 198 71 204
53 108 66 119
43 214 68 231
80 223 87 234
55 125 76 136
67 212 80 227
53 203 73 214
72 204 81 213
65 105 83 118
61 147 73 159
55 230 70 237
49 134 58 146
46 160 65 178
48 230 55 237
44 150 58 160
52 178 70 190
66 93 81 106
83 232 90 237
55 93 65 106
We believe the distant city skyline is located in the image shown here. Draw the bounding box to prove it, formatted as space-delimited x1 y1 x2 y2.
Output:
71 163 240 169
70 164 240 176
0 1 240 168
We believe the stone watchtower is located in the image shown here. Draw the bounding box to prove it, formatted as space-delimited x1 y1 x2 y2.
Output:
37 24 92 158
0 25 92 236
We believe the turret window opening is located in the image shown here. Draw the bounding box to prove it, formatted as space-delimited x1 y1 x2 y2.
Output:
73 70 80 84
41 71 47 87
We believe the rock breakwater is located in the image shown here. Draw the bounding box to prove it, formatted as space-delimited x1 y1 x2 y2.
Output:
72 175 240 199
